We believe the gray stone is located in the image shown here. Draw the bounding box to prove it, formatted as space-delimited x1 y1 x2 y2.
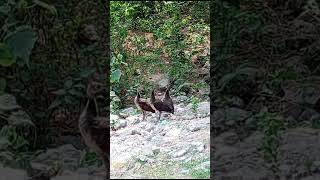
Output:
0 167 28 180
197 144 205 152
165 128 181 137
32 144 81 171
173 148 189 158
120 107 136 116
110 114 119 121
131 129 141 135
188 125 201 132
197 102 210 114
119 119 127 128
151 146 160 155
176 95 188 103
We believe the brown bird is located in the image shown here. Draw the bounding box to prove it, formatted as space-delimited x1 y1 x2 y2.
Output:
150 87 174 121
79 79 109 179
134 89 157 121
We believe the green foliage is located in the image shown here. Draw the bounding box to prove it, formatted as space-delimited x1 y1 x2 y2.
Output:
182 158 210 179
191 96 200 113
0 43 15 67
268 68 299 92
110 1 209 103
79 149 101 167
0 94 35 169
256 110 286 178
4 26 37 66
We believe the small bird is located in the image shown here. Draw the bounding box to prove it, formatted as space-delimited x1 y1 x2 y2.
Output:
79 79 109 179
150 87 174 121
134 89 157 121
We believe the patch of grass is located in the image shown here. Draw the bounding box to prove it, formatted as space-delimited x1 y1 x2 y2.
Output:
79 149 101 167
182 158 210 179
139 161 180 179
256 110 286 179
132 153 210 179
191 96 200 113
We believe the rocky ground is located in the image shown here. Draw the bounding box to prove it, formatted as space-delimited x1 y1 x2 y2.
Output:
0 96 210 180
213 106 320 180
110 97 210 179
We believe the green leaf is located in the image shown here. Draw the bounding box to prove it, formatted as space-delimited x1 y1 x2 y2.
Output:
0 43 15 67
0 136 10 150
80 68 95 78
0 78 6 93
33 0 57 15
52 89 66 95
0 4 10 15
68 88 84 97
64 79 73 89
0 94 20 110
111 69 121 83
74 84 86 89
48 98 62 109
4 26 37 66
8 110 35 127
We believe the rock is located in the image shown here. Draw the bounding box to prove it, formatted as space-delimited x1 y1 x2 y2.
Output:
76 168 91 175
152 146 160 155
120 107 136 116
198 87 210 97
311 161 320 172
111 114 119 121
181 114 196 120
173 148 189 158
222 132 239 145
126 115 139 122
59 135 86 150
197 144 205 152
144 123 155 132
175 95 188 103
110 91 116 98
119 119 127 128
137 155 148 162
229 96 245 108
165 128 181 137
0 167 28 180
188 125 201 132
51 174 104 180
131 129 141 135
32 144 81 171
0 94 21 110
213 108 250 134
30 162 51 172
197 102 210 114
142 148 154 157
299 109 320 122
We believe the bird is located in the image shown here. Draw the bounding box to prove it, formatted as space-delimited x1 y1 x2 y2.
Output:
134 89 158 121
150 86 174 121
78 79 109 179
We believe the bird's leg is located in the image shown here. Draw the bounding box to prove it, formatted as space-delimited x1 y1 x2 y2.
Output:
142 111 146 121
158 111 162 121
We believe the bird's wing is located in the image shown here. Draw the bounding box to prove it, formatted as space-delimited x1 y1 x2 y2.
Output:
146 98 158 112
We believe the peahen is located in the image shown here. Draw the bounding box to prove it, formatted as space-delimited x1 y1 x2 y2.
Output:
78 79 109 179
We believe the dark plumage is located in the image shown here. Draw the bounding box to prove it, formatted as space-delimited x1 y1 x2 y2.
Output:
134 90 157 121
150 87 174 120
79 80 109 179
